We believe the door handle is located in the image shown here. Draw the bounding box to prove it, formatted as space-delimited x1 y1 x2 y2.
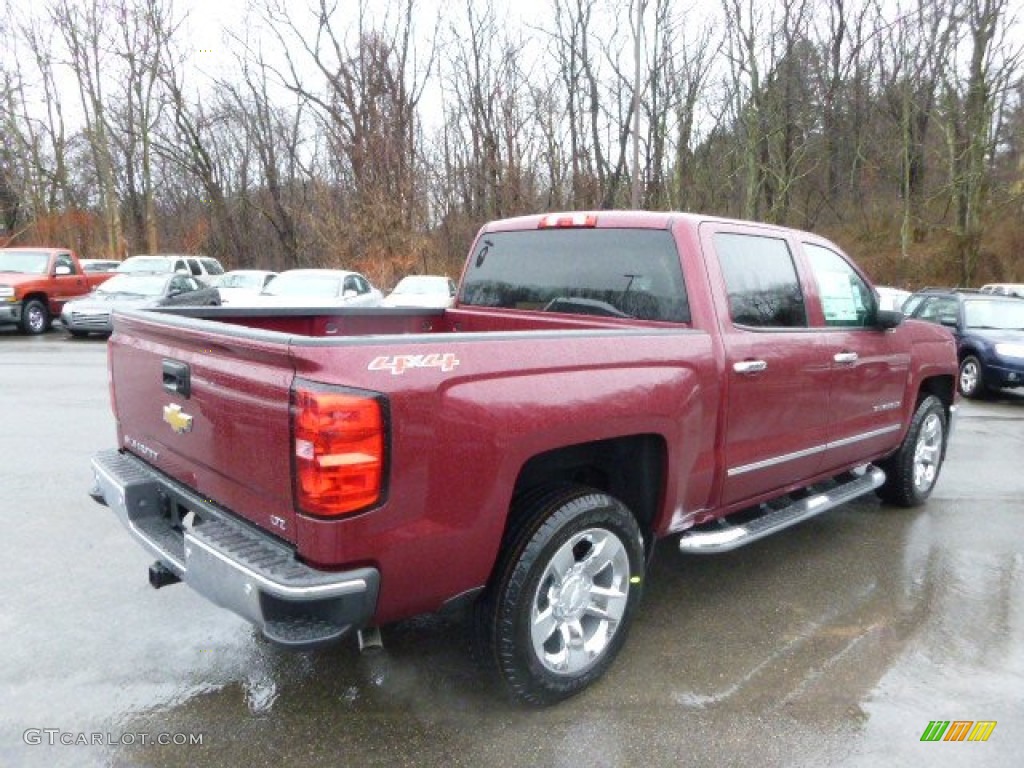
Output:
833 352 859 364
733 360 768 374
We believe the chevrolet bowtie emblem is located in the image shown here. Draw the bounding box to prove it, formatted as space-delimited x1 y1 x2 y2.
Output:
163 403 194 434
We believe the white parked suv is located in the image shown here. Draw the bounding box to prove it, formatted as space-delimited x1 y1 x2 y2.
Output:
117 254 225 285
980 283 1024 298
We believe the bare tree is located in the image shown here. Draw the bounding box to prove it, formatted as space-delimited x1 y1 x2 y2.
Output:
877 0 955 258
220 44 306 269
941 0 1021 282
256 0 435 271
108 0 182 254
52 0 125 257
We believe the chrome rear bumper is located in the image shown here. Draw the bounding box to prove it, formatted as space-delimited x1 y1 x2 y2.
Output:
90 449 379 649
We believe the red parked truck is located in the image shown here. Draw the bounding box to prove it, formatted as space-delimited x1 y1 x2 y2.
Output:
0 247 115 334
90 211 958 704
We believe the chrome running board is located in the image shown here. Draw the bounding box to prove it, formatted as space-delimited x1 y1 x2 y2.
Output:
678 465 885 555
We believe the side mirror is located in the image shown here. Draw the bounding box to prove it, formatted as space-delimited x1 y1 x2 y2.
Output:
55 265 71 276
939 315 958 328
876 308 904 329
342 289 358 299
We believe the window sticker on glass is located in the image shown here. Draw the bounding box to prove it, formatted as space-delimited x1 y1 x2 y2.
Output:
818 271 859 322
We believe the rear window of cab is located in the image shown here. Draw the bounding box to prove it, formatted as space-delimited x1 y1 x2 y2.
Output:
459 229 690 323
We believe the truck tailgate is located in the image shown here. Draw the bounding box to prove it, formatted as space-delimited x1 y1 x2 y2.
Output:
109 311 298 542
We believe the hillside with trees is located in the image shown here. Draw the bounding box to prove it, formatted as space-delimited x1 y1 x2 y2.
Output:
1 0 1021 289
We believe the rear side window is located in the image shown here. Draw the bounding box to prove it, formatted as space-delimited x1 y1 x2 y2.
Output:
714 233 807 328
459 229 689 323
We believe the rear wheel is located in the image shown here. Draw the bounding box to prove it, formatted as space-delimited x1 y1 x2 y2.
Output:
958 355 988 399
877 395 947 507
472 485 645 705
20 298 49 335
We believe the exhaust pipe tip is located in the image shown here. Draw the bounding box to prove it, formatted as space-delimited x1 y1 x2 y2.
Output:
357 626 383 653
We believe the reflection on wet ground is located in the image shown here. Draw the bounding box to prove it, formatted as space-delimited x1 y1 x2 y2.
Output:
3 337 1022 767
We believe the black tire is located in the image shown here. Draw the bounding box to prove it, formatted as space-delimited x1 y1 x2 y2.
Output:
958 355 988 399
877 395 947 507
67 329 89 339
472 484 645 706
20 298 50 335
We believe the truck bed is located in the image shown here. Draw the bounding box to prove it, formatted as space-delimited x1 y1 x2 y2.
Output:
153 303 691 338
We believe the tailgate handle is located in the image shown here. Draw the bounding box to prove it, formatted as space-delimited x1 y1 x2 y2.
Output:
162 359 191 398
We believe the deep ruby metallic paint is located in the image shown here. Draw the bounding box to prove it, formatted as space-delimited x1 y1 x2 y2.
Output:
107 211 958 626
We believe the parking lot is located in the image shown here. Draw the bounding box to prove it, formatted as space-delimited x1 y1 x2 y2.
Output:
2 328 1022 767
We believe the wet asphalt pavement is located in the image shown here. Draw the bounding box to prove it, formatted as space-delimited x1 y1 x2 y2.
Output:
1 329 1022 767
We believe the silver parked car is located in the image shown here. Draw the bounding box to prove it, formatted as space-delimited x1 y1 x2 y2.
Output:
382 275 457 308
247 269 383 307
61 272 221 337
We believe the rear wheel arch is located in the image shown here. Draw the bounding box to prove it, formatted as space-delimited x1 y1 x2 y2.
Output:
916 374 955 413
509 434 666 552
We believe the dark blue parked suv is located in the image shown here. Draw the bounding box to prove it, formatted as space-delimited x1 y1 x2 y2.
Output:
904 289 1024 398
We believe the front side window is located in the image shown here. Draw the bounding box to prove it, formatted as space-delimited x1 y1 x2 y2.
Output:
54 254 77 275
715 233 806 328
803 243 875 327
459 228 689 323
915 297 959 326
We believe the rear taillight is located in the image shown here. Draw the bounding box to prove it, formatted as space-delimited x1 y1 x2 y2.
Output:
292 384 386 517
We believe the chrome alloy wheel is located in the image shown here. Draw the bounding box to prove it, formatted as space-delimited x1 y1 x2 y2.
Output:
26 303 46 333
912 412 943 494
959 359 980 396
530 527 631 676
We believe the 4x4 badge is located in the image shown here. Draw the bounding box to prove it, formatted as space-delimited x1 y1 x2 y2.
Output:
163 403 194 434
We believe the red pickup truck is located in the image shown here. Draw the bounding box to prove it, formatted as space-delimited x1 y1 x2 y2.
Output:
0 247 115 334
90 211 958 704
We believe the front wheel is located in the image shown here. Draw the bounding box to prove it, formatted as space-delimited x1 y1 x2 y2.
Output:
20 298 50 335
472 485 645 706
958 355 988 399
877 395 947 507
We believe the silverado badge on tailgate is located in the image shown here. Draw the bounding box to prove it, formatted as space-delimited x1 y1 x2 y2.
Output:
162 403 194 434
